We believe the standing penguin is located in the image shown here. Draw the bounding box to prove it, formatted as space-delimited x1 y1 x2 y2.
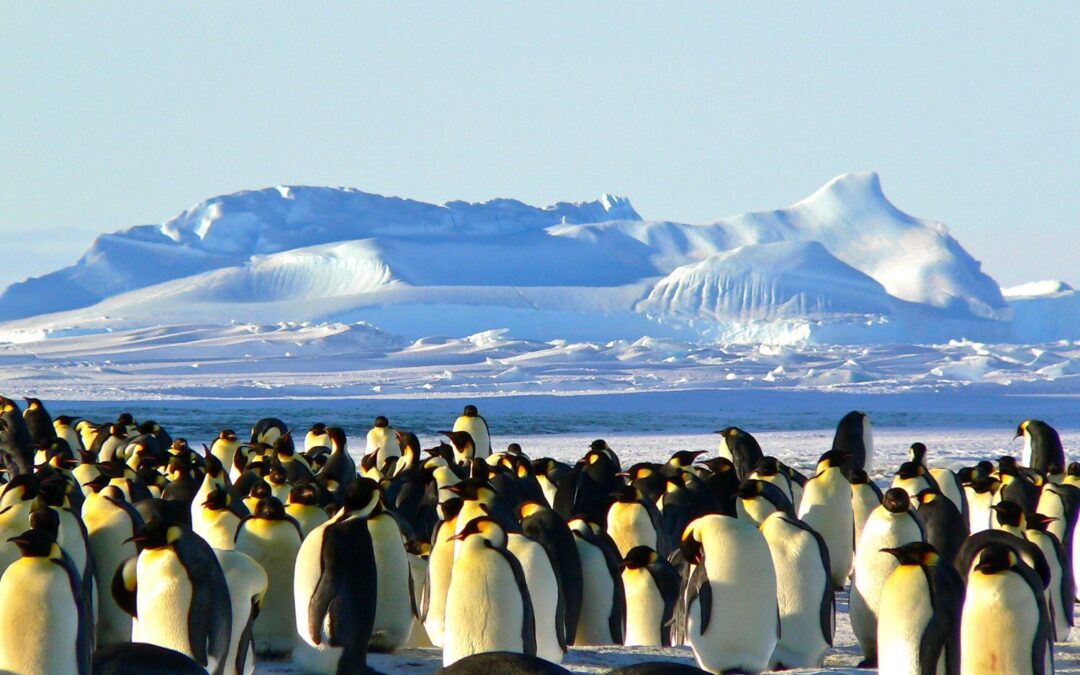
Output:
760 511 834 669
567 517 624 646
234 497 303 656
22 397 56 445
365 499 415 652
735 479 795 526
680 514 778 673
453 404 492 459
797 450 855 589
317 427 356 500
518 502 583 647
421 498 463 648
0 525 91 675
1025 513 1074 642
915 488 968 570
213 548 268 675
850 469 884 548
1017 419 1066 476
714 426 763 481
833 411 874 472
293 478 380 675
443 517 536 667
620 545 679 647
961 544 1053 675
850 487 925 666
877 542 964 675
507 531 566 664
606 485 665 558
82 484 144 646
365 416 400 466
194 489 244 550
119 520 232 675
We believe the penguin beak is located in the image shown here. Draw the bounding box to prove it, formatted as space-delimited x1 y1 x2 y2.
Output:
879 547 901 559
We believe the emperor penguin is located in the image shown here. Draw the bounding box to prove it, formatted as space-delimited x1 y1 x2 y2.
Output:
850 469 884 548
365 497 415 652
833 410 874 471
567 516 624 646
850 487 925 666
53 415 85 453
440 430 478 467
193 489 244 550
961 544 1053 675
250 417 288 447
620 545 679 647
304 423 330 453
735 478 795 526
797 450 855 589
892 461 939 503
507 530 566 663
317 427 356 499
422 498 464 648
1017 419 1066 475
453 404 492 459
285 482 330 538
877 542 964 675
36 476 96 622
82 484 144 646
209 429 242 471
0 475 41 573
532 458 571 508
365 416 400 466
234 497 304 656
213 548 268 675
119 520 232 675
21 397 56 445
748 456 795 505
760 511 834 669
293 478 380 675
915 488 968 570
714 426 764 481
964 475 1000 534
1025 513 1074 642
518 501 584 645
443 516 536 667
606 484 665 558
680 514 778 673
0 526 91 675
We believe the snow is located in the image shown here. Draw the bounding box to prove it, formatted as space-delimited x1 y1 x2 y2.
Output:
0 172 1056 346
1003 280 1075 298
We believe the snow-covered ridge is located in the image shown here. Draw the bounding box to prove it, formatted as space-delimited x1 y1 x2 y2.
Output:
0 172 1071 345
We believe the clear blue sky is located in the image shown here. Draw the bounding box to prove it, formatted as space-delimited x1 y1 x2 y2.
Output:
2 3 1076 290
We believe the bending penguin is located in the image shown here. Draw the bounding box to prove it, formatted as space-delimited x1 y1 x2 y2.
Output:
1017 419 1066 476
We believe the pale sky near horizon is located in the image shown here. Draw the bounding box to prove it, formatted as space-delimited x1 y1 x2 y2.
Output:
1 3 1076 290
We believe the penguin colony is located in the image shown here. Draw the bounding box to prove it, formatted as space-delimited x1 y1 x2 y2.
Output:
0 395 1072 675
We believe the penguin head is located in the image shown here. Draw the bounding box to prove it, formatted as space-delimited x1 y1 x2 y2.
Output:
35 476 70 508
248 480 272 501
288 482 320 506
116 413 135 428
1069 463 1080 478
848 469 871 485
439 497 464 521
326 427 347 451
680 522 706 565
1015 420 1031 439
667 450 706 468
736 479 766 500
373 415 390 428
202 449 226 478
202 489 231 511
219 429 238 442
753 457 781 477
816 450 853 472
881 488 912 513
253 497 287 520
1026 513 1057 533
908 443 928 466
915 488 941 506
973 544 1019 575
439 430 474 454
28 505 61 542
8 527 59 559
450 516 506 548
517 501 547 521
610 485 642 503
308 423 327 436
84 474 110 494
621 545 659 570
23 397 42 411
895 461 927 481
462 405 478 418
128 520 183 550
715 426 744 439
341 478 381 517
881 542 941 567
167 438 190 457
446 478 496 503
406 539 431 558
622 463 658 482
266 465 288 486
997 456 1021 475
991 500 1025 529
506 443 522 456
697 457 736 476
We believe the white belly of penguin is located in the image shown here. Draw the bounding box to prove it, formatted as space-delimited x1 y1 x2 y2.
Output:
508 534 563 663
235 522 301 653
423 524 457 648
762 514 831 668
798 470 854 588
877 565 937 675
962 571 1042 675
84 502 138 645
135 549 199 661
607 502 657 557
368 514 414 650
622 567 665 646
0 559 81 675
443 545 526 666
850 511 923 655
574 537 616 645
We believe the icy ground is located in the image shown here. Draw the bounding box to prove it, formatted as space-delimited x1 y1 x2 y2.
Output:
246 425 1078 674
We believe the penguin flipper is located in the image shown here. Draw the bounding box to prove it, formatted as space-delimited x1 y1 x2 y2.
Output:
176 535 232 672
110 554 139 618
684 562 712 637
312 517 377 654
234 596 259 675
53 555 92 675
